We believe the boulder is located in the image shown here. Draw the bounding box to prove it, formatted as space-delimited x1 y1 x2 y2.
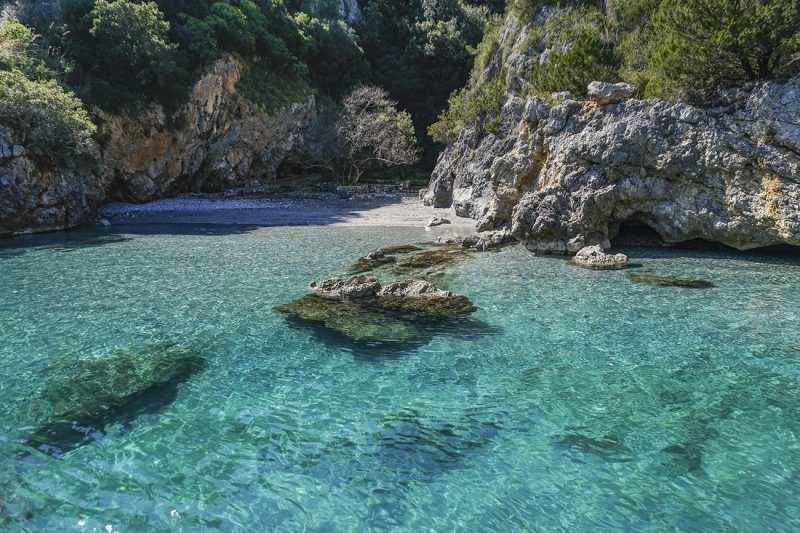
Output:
276 276 477 344
393 247 471 272
587 81 636 105
309 275 380 300
571 245 629 270
426 216 451 228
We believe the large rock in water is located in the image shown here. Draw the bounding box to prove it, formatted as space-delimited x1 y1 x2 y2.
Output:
276 276 476 345
424 77 800 252
27 345 206 454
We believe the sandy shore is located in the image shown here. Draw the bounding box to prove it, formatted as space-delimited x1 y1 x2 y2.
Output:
99 193 477 234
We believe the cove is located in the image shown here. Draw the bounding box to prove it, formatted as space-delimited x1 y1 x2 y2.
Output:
1 225 800 531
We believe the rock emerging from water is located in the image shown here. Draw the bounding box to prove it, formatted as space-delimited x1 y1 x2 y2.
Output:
571 245 629 270
276 276 476 344
393 247 471 273
27 345 206 454
626 272 714 289
347 250 397 274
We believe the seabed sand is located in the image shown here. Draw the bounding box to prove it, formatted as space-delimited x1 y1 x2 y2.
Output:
99 194 477 237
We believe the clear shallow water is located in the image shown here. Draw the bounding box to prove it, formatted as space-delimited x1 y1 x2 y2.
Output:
1 225 800 531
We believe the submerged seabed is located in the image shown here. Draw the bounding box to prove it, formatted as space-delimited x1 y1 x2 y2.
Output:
1 224 800 531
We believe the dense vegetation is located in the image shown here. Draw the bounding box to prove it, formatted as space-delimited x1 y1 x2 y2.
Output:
2 0 798 169
0 0 500 167
431 0 800 142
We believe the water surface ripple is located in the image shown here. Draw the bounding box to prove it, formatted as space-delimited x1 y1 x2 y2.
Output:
1 225 799 531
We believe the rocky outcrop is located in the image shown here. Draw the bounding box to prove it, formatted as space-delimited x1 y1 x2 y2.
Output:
1 54 324 235
425 77 800 252
571 245 628 270
0 128 108 237
276 276 476 345
99 55 319 202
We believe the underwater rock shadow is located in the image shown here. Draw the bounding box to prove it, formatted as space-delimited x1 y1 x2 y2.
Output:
281 314 503 359
23 344 207 457
373 408 504 485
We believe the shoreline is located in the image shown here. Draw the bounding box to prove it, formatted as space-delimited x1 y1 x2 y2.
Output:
98 193 477 233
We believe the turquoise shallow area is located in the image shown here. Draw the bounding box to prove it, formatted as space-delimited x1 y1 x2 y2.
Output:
2 225 800 531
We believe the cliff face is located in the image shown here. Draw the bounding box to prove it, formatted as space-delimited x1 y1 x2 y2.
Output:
0 55 322 236
0 130 109 237
425 17 800 252
99 55 318 202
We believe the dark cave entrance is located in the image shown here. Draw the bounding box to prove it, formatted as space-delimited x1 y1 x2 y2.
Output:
610 217 665 248
610 215 800 258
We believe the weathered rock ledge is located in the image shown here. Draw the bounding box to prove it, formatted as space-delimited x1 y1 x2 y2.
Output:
425 77 800 252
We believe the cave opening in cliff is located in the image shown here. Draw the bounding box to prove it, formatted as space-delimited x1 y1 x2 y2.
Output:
610 217 665 248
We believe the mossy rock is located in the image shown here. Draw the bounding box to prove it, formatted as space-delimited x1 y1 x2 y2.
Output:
28 344 206 454
275 295 428 344
379 244 424 255
347 252 397 274
393 248 471 273
626 272 714 289
378 294 475 318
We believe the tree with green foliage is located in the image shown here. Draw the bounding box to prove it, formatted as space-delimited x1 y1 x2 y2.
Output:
642 0 800 98
337 86 420 183
0 69 96 161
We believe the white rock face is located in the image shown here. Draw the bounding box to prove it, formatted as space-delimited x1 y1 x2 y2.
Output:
587 81 636 105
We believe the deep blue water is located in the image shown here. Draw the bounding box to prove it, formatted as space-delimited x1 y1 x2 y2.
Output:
1 224 800 531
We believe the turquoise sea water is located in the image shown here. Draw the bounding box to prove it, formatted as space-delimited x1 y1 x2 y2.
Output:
1 224 800 532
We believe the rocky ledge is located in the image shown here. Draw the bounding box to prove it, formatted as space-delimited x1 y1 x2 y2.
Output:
424 78 800 253
276 276 476 344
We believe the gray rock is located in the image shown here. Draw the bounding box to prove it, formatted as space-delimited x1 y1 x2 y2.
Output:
424 76 800 251
572 245 629 270
426 216 451 228
309 275 381 300
587 81 635 105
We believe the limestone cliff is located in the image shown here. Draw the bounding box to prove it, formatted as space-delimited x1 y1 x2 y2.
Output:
99 55 319 202
0 55 322 236
0 129 108 237
424 15 800 252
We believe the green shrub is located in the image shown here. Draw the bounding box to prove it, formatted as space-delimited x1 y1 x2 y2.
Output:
0 70 96 161
640 0 800 98
429 76 506 143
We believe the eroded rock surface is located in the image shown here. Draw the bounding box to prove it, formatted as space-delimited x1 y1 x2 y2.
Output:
571 245 629 270
425 76 800 252
1 55 324 235
276 276 476 344
0 129 108 237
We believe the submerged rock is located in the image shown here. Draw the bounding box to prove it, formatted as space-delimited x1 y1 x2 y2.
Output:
571 245 629 270
626 272 714 289
378 244 423 255
28 345 206 454
276 276 477 344
347 250 396 274
394 248 470 273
